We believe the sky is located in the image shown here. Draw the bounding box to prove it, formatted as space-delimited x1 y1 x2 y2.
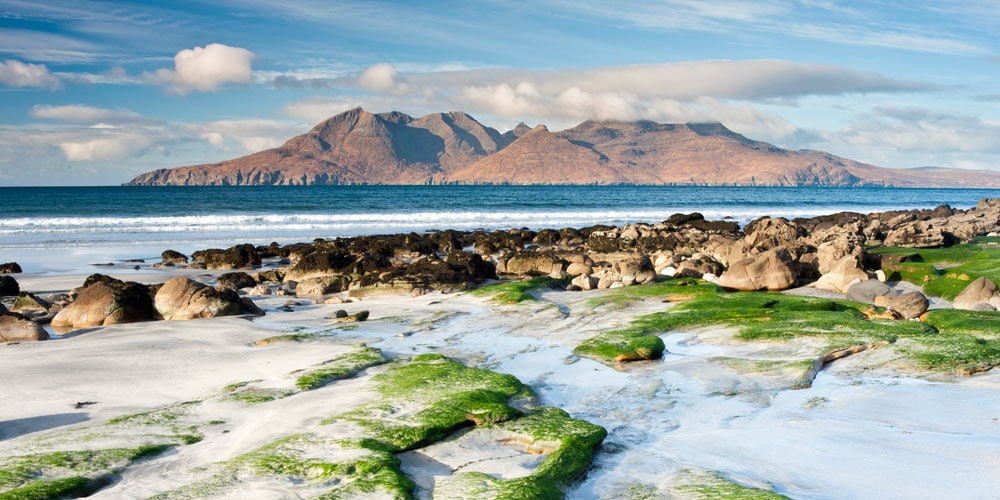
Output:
1 0 999 186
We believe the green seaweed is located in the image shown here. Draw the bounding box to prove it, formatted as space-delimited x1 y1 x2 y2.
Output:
0 445 173 496
676 471 789 499
295 347 387 391
585 277 723 308
470 277 564 304
872 238 1000 300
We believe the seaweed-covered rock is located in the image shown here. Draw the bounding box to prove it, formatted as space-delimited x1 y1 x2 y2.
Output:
10 292 52 322
51 276 155 329
285 251 357 281
254 269 285 284
718 246 796 291
217 271 257 291
160 249 189 266
0 313 48 342
889 291 929 320
953 277 1000 311
444 251 497 282
0 262 22 273
474 231 525 255
192 244 261 270
154 277 246 320
0 275 19 297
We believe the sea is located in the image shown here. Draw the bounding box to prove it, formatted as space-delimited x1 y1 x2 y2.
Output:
2 185 999 273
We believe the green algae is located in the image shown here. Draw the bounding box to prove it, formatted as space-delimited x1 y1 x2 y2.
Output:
469 277 564 304
675 471 789 499
872 237 1000 300
295 346 387 391
585 277 723 308
0 445 173 498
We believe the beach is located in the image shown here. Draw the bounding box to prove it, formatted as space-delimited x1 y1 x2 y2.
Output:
3 194 1000 498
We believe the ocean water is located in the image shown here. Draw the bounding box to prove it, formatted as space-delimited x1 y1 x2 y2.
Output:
2 185 998 273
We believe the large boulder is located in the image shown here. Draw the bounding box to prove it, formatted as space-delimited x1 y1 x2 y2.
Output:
953 277 1000 311
846 280 895 304
812 255 870 294
154 277 246 320
0 262 22 273
717 246 797 291
0 275 19 297
742 217 804 253
192 244 261 270
883 222 952 248
889 291 929 319
0 313 49 342
51 276 155 329
615 255 656 286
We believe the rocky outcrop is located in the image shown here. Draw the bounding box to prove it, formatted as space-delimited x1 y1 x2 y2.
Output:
217 272 257 291
160 250 189 266
51 275 156 329
0 262 21 273
0 275 19 297
192 244 261 270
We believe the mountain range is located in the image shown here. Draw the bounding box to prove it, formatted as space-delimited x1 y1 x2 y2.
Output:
124 108 1000 187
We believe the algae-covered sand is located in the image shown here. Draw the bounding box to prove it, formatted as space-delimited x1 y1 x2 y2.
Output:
2 269 1000 499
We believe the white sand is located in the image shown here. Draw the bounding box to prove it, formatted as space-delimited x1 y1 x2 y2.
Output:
2 273 999 499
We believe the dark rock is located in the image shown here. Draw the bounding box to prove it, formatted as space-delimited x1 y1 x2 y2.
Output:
161 250 189 266
286 251 357 281
333 309 349 318
444 251 497 282
0 275 19 297
217 272 257 291
255 269 285 283
192 244 261 270
0 262 22 273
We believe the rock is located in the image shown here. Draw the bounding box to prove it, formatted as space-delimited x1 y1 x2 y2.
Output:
566 261 593 276
500 251 566 277
846 280 895 304
571 274 598 291
873 295 893 308
295 275 351 298
285 251 357 281
10 292 52 319
889 291 929 319
192 244 261 270
0 275 20 297
154 277 245 321
217 272 257 291
972 303 997 311
812 255 869 294
255 269 285 283
816 236 865 275
675 256 722 279
615 255 656 285
443 251 497 282
717 247 797 291
953 277 1000 311
0 313 49 342
742 217 804 252
51 276 156 329
883 222 951 248
0 262 22 273
160 250 189 266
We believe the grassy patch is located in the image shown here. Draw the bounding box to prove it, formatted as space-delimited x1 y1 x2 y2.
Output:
253 333 320 346
872 238 1000 300
469 276 564 304
585 278 723 308
295 346 386 391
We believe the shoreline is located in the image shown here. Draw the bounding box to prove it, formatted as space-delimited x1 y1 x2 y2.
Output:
2 200 1000 498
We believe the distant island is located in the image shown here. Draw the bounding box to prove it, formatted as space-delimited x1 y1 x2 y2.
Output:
125 108 1000 188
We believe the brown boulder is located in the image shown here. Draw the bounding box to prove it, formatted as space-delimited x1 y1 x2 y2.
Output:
615 255 656 285
889 291 929 319
295 275 351 298
0 313 49 342
500 251 566 277
154 277 245 320
160 250 189 266
953 277 1000 310
192 244 261 270
51 277 156 329
742 217 804 252
717 246 797 291
217 272 257 291
813 255 870 294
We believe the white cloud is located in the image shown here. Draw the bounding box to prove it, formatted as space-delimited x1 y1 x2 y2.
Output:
58 132 157 161
357 63 397 91
147 43 255 95
0 59 60 89
187 119 307 153
30 104 153 125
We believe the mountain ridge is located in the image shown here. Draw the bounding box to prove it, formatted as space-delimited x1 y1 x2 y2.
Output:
125 108 1000 188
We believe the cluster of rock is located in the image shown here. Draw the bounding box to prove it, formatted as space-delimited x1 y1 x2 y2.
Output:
3 199 999 342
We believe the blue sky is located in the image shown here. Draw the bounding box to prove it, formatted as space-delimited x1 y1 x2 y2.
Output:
1 0 999 185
